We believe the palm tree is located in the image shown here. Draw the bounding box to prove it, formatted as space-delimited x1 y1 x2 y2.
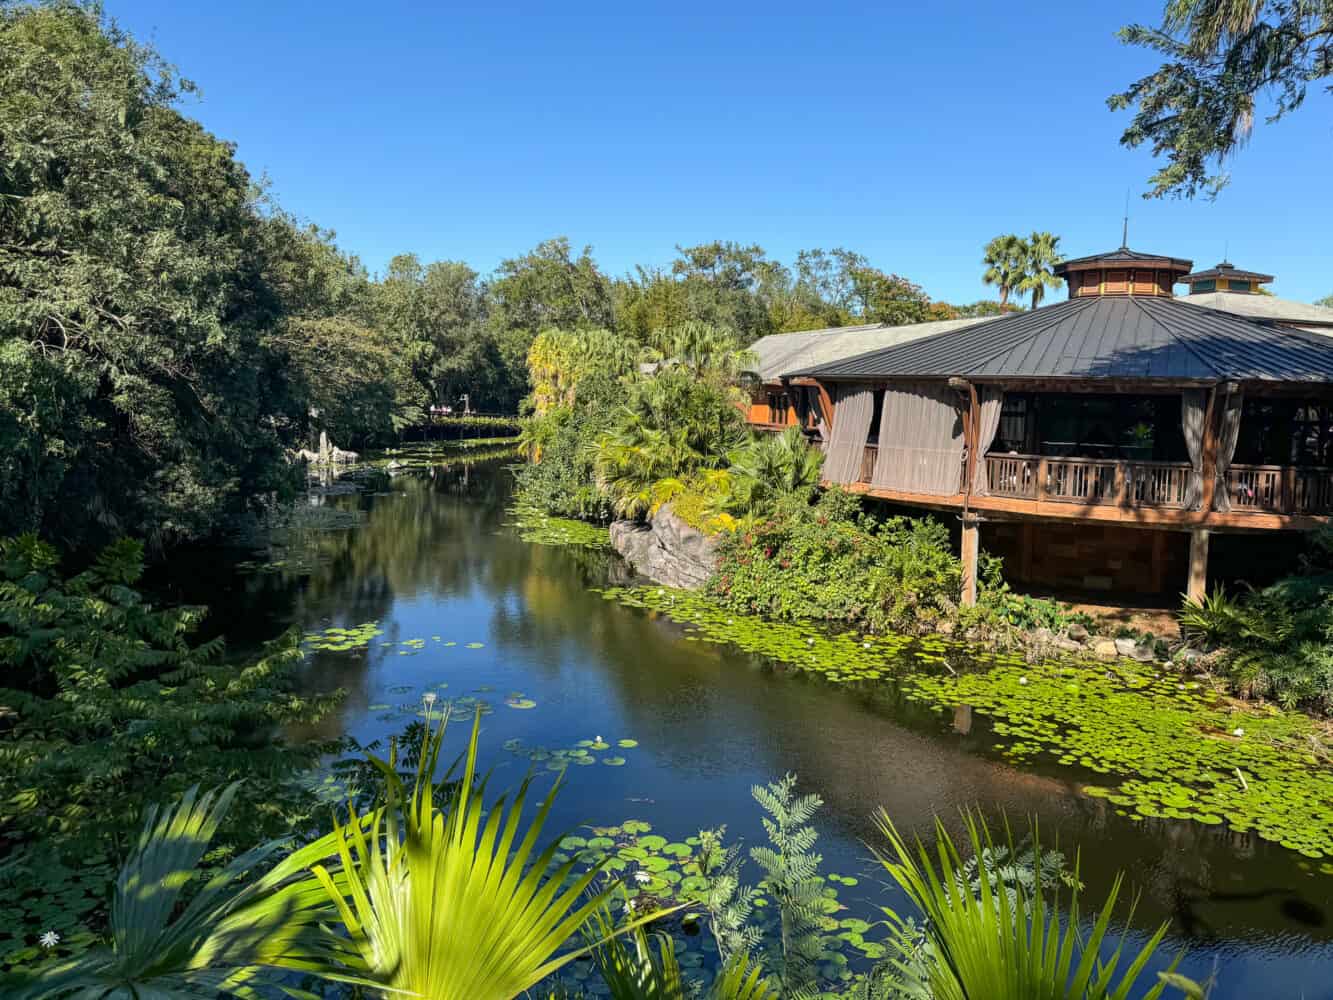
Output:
982 235 1028 309
1018 231 1064 310
726 427 824 513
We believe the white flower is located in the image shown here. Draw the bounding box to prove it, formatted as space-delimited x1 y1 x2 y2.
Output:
1018 676 1028 686
655 589 664 595
862 642 871 649
625 897 637 911
422 692 438 706
634 870 652 885
1233 727 1245 737
39 930 59 949
806 638 814 646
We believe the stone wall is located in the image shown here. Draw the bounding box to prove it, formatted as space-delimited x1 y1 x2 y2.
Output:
608 503 723 590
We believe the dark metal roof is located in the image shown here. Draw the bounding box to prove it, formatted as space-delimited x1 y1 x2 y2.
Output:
1054 246 1194 274
1180 261 1275 284
793 295 1333 383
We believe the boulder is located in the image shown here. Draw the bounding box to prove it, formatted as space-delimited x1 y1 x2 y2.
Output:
1067 623 1090 642
1092 639 1120 659
608 503 723 591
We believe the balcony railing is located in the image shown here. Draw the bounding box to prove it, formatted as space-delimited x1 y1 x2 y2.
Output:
849 448 1333 517
981 454 1194 509
1228 465 1333 515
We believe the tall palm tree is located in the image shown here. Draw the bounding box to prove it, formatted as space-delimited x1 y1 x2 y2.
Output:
1019 232 1064 310
981 235 1028 309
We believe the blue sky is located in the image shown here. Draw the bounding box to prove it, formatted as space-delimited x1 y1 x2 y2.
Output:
109 1 1332 304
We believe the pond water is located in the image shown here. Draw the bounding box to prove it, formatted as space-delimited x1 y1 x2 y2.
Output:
163 455 1333 998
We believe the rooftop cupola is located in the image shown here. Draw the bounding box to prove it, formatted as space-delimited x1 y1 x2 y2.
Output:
1053 246 1194 300
1179 260 1274 295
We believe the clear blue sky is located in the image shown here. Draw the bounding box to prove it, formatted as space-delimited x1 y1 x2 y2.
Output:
109 1 1332 305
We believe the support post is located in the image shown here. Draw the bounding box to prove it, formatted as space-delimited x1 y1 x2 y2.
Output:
1187 528 1209 603
960 516 980 607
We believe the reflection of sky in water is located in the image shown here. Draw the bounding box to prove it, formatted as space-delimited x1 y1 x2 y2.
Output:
180 460 1333 999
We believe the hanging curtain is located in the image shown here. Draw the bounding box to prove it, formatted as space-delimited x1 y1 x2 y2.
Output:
1181 389 1207 510
822 386 875 484
872 382 967 495
971 387 1004 495
1213 389 1245 512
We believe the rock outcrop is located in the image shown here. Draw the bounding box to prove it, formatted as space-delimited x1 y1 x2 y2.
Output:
609 503 723 590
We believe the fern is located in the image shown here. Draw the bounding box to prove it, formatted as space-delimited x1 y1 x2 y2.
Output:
750 775 827 998
695 827 762 965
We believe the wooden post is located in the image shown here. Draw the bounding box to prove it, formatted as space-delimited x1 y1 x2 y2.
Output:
1282 465 1297 514
1187 528 1209 602
815 382 835 434
960 517 980 607
1036 457 1049 501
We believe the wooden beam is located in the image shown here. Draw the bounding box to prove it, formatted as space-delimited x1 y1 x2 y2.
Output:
960 517 980 607
815 382 835 432
833 480 1331 533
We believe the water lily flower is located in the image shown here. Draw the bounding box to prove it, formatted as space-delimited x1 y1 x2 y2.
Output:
39 930 59 949
1233 727 1245 737
863 642 871 649
634 870 652 885
1018 676 1028 686
806 638 814 646
625 898 637 911
422 691 438 706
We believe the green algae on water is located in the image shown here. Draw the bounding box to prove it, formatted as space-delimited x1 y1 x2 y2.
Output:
510 505 611 549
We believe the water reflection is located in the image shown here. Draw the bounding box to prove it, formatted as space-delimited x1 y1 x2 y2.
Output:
168 459 1333 998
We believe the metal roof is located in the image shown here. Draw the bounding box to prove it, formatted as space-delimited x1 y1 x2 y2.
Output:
1186 291 1333 330
1055 246 1194 273
794 295 1333 383
1180 260 1275 284
749 317 988 382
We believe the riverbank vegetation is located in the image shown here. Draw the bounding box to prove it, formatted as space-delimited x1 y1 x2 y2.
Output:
5 706 1194 1000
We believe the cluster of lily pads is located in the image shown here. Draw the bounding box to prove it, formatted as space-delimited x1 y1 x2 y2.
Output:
549 820 878 993
904 659 1333 860
501 736 639 769
595 586 1333 862
302 621 386 652
510 506 612 549
595 585 977 683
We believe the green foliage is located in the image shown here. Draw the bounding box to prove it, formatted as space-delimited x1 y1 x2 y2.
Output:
983 233 1064 310
1178 533 1333 712
977 555 1092 635
710 489 961 634
0 534 340 858
1 784 364 999
750 775 828 997
1109 0 1333 198
873 812 1178 1000
725 428 825 516
695 827 763 965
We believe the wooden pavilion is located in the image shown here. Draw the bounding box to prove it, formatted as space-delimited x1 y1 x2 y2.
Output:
780 247 1333 605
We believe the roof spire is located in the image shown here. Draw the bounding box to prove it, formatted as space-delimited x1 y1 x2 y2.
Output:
1120 188 1130 250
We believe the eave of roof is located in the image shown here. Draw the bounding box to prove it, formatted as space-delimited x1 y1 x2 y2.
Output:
1054 247 1194 273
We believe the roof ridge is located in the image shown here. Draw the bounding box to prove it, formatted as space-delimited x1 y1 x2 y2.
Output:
1125 296 1223 378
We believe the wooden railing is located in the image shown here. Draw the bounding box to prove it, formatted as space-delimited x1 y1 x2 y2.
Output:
1228 465 1333 514
983 454 1193 509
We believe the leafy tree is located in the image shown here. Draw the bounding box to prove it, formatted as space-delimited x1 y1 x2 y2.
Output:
982 235 1028 309
949 300 1014 318
0 0 317 549
668 242 783 343
1317 293 1333 308
1110 0 1333 198
1018 231 1064 310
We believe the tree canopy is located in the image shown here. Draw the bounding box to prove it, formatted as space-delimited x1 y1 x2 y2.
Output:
1110 0 1333 198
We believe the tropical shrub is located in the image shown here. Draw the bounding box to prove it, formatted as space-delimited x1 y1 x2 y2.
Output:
0 534 340 857
709 489 962 634
873 812 1179 1000
724 427 824 516
1177 529 1333 713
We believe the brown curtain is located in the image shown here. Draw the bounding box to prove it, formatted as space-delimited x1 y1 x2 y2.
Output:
871 382 966 495
1181 389 1207 510
823 386 875 484
971 388 1004 495
1213 389 1244 512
